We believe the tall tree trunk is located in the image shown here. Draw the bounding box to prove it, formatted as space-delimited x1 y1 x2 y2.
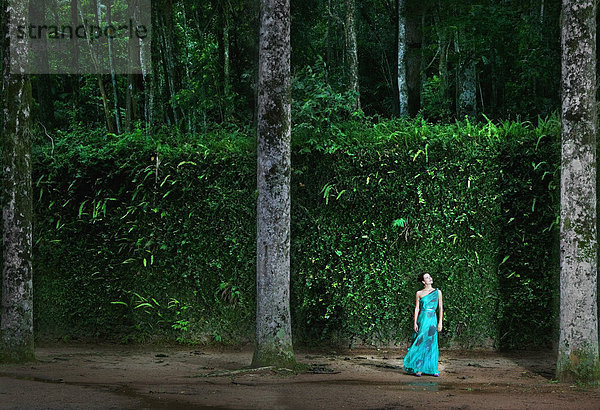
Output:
223 9 231 121
1 0 35 363
437 27 449 108
29 0 55 127
455 29 476 118
130 0 150 129
215 0 225 122
125 74 139 131
160 0 181 127
326 0 333 69
80 2 114 133
137 1 150 129
125 0 142 131
406 1 422 117
106 0 122 134
457 60 476 117
0 0 3 77
71 0 79 64
557 0 600 383
97 75 115 133
345 0 360 111
252 0 295 369
158 20 175 125
181 2 194 133
397 0 408 117
125 1 137 131
150 2 164 127
214 0 231 122
398 0 421 117
69 0 79 121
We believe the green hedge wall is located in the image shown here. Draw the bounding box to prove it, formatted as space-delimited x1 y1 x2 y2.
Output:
31 117 560 348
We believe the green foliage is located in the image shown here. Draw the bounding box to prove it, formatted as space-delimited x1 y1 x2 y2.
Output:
27 0 563 134
33 125 256 343
110 293 192 342
292 58 360 150
495 116 560 348
421 76 452 122
32 117 560 347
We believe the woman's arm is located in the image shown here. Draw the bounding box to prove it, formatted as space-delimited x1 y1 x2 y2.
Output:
413 292 420 332
437 290 443 332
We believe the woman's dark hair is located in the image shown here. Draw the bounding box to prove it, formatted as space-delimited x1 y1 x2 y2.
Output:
417 272 427 283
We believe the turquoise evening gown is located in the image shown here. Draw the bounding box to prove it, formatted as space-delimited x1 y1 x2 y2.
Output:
402 289 439 375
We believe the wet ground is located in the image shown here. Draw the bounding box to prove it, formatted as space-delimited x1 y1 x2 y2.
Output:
1 344 599 409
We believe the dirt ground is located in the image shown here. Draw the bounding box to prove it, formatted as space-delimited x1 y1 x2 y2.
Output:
0 344 599 409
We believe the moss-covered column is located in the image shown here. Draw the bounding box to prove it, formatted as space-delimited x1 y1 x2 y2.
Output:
1 0 35 363
557 0 599 383
252 0 295 368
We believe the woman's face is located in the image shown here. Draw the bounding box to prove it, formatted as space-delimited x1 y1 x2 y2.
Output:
422 274 433 286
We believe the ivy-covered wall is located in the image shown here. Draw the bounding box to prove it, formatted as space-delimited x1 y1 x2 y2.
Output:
31 117 560 348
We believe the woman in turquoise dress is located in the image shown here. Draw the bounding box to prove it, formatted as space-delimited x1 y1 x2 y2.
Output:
402 272 443 377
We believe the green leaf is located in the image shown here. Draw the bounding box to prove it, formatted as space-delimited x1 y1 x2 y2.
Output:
134 302 153 309
177 161 197 168
392 218 407 228
78 200 88 218
321 183 333 205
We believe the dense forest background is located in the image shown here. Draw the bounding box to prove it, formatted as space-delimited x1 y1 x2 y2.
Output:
32 0 561 130
3 0 572 349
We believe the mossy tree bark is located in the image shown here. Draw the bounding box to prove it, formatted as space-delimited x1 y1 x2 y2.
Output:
344 0 360 112
397 0 408 117
557 0 600 383
1 0 35 363
252 0 295 369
